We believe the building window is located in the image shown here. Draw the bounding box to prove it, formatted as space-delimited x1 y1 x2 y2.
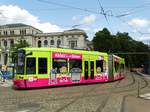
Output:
4 31 7 35
23 40 26 44
69 40 77 49
26 58 36 74
57 39 61 48
32 30 34 34
20 39 26 44
10 30 14 35
10 39 14 47
50 40 54 45
20 30 22 35
20 29 26 35
4 40 7 47
38 40 41 47
4 53 8 65
44 40 48 47
38 58 47 74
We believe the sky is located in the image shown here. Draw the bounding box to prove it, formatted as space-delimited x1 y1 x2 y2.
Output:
0 0 150 44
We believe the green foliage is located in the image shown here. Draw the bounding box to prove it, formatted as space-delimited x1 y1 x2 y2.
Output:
92 28 150 67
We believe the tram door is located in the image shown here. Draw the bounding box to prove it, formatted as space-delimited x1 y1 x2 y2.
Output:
108 55 113 81
84 61 89 80
90 61 94 79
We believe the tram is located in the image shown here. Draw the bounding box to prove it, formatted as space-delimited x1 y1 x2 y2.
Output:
13 48 125 89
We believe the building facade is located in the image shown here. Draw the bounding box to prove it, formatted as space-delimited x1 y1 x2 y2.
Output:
0 23 90 65
35 29 88 49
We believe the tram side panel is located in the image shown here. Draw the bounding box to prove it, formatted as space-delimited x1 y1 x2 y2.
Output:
13 49 117 89
108 54 125 82
120 59 125 79
25 51 50 88
88 54 109 83
49 52 109 86
113 55 125 81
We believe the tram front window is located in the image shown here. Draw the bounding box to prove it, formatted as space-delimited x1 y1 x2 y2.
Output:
16 51 25 74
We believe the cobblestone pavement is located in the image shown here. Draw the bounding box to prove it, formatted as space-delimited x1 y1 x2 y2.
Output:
0 72 150 112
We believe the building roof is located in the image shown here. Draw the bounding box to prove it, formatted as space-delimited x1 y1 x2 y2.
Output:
0 23 42 32
36 28 88 38
64 29 85 32
0 23 29 28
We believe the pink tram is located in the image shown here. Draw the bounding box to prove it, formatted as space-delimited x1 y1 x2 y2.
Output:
13 48 125 89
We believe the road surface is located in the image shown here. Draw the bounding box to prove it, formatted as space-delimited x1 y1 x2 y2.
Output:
0 72 150 112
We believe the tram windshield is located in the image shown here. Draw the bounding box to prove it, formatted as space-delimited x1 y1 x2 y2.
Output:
16 50 25 74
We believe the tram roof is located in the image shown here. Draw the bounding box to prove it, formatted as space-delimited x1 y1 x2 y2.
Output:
21 47 108 56
113 54 125 62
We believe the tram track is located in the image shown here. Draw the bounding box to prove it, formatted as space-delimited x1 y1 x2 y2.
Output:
121 73 150 112
0 73 136 104
95 72 150 112
95 74 134 112
54 81 107 112
111 73 149 95
0 72 149 112
0 72 133 100
95 77 122 112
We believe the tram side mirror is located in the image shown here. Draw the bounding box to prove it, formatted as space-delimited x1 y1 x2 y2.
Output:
25 52 33 56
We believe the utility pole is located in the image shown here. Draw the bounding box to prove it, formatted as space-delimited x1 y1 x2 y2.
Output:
148 52 150 75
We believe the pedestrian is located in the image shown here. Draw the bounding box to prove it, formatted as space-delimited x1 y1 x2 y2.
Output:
2 71 7 82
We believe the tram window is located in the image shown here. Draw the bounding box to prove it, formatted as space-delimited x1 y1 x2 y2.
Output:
53 58 68 74
120 64 125 71
26 58 36 74
103 61 106 72
16 52 24 74
115 62 119 72
38 58 47 74
96 60 104 73
69 59 82 73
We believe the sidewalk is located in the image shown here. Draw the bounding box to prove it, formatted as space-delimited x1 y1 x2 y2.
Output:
123 95 150 112
123 73 150 112
101 72 150 112
101 93 150 112
0 79 13 87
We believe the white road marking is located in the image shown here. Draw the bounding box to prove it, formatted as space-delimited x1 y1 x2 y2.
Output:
140 93 150 100
0 80 13 87
16 110 30 112
1 83 11 87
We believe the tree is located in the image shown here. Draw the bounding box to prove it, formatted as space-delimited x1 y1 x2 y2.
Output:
92 28 150 68
93 28 114 52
